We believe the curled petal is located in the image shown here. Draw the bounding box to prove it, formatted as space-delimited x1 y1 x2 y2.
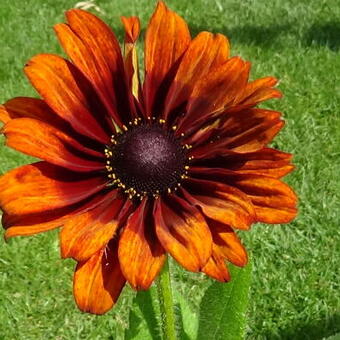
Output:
121 16 141 44
144 1 191 117
118 199 166 290
121 16 142 104
74 240 126 315
154 195 212 272
2 118 105 171
0 162 107 215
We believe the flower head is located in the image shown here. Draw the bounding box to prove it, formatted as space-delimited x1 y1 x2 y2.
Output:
0 2 297 314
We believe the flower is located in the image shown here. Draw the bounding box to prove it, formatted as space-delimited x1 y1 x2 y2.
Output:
0 2 297 314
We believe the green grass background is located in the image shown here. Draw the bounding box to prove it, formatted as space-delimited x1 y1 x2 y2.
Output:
0 0 339 339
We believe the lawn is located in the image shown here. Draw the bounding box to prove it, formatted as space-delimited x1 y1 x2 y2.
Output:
0 0 339 339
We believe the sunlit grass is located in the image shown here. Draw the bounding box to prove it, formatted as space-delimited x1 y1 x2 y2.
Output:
0 0 339 339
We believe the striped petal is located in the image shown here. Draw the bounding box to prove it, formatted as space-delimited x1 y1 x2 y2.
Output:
208 219 248 267
235 76 282 108
0 97 67 129
177 57 250 135
144 1 190 117
73 240 125 315
191 148 294 179
154 195 212 272
60 195 125 261
118 199 166 290
2 118 105 171
230 175 297 224
3 190 115 239
182 178 255 230
0 162 107 215
188 168 296 224
163 32 229 120
24 54 112 143
190 109 284 158
202 247 230 282
55 9 132 125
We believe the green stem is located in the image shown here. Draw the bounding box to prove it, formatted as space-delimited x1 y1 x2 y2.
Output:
156 256 177 340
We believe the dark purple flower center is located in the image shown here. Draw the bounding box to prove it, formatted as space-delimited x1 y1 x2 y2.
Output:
107 124 188 197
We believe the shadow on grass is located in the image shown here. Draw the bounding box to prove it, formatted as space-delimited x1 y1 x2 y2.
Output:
264 312 340 340
189 21 340 51
304 21 340 51
189 23 291 48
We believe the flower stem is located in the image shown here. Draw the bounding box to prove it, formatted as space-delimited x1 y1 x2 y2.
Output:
156 256 177 340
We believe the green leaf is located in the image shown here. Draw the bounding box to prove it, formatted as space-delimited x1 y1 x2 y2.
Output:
326 333 340 340
125 288 162 340
196 263 252 340
173 289 199 340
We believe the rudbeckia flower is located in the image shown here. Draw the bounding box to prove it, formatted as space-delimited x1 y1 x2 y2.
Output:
0 2 297 314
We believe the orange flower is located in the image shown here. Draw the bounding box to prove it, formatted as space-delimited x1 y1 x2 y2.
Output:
0 2 297 314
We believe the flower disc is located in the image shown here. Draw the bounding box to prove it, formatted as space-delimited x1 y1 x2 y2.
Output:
109 124 188 196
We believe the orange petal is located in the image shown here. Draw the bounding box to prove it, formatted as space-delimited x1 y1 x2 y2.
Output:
202 247 230 282
24 54 112 143
0 162 107 216
230 175 297 223
184 119 220 147
163 32 229 119
208 219 248 267
154 195 212 272
0 105 10 124
239 89 282 110
60 196 125 261
144 1 190 117
0 97 66 129
55 9 132 125
238 76 282 107
225 148 294 178
73 240 126 315
3 118 104 171
121 16 141 44
3 190 115 239
3 212 65 239
177 57 250 135
192 148 294 179
182 178 255 230
191 109 284 158
0 97 106 155
118 199 166 290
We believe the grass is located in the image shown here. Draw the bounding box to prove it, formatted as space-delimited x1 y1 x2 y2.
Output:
0 0 339 339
